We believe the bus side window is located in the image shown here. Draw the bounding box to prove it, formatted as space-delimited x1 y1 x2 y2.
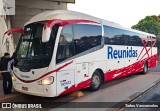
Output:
104 26 124 45
147 41 152 47
56 25 74 63
73 24 102 55
123 31 142 46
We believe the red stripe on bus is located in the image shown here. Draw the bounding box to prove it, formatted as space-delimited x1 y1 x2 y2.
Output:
44 19 99 29
14 61 73 83
137 38 156 60
59 54 157 96
104 54 157 81
59 79 91 96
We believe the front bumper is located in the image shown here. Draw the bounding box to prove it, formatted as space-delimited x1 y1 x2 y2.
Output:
13 83 56 97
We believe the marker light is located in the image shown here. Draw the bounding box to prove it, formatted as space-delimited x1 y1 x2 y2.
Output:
37 77 54 85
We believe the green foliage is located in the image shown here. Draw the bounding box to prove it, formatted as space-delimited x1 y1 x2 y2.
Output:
132 15 160 40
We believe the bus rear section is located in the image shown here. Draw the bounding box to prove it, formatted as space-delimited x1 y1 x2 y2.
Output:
103 25 157 81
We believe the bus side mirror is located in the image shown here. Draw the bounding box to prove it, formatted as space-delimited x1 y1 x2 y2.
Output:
3 28 23 45
42 26 51 42
4 28 23 36
42 20 60 43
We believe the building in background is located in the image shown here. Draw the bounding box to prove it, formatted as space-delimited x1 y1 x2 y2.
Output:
0 0 15 57
0 0 75 57
11 0 75 44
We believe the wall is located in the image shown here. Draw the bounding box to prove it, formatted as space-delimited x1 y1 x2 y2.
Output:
0 16 15 57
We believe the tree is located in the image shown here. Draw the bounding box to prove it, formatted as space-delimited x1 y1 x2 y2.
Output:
132 15 160 40
132 15 160 58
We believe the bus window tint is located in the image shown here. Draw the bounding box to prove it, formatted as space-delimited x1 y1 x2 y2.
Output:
73 24 102 55
56 25 74 63
104 26 143 46
131 33 142 46
123 31 142 46
104 26 124 45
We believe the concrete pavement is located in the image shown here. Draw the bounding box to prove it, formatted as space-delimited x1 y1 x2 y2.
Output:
50 72 160 111
0 62 159 111
0 78 21 101
124 83 160 111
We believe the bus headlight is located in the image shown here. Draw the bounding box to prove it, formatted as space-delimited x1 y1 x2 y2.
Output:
12 75 16 81
37 76 54 85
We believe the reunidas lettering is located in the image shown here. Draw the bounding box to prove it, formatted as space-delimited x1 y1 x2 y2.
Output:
107 46 138 59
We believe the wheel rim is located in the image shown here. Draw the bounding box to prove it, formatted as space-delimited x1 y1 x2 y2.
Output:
92 75 100 88
144 64 147 73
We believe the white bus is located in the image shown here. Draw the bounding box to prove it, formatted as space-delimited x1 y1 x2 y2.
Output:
4 10 157 97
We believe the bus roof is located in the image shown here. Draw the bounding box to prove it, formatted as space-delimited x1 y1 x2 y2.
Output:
25 10 156 37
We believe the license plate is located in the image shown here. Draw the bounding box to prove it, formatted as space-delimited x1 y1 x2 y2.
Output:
22 86 28 91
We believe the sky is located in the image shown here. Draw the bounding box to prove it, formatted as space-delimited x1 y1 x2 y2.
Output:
68 0 160 28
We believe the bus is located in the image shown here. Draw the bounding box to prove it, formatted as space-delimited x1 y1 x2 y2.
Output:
4 10 157 97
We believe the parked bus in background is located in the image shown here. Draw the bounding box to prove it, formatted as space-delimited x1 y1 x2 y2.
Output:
4 10 157 97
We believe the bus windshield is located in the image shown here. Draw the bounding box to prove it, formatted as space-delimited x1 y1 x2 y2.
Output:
15 22 58 69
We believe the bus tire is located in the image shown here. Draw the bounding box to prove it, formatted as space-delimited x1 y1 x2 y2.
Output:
89 71 102 91
141 62 148 74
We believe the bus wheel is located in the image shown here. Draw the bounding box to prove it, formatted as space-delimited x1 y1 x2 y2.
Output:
89 71 102 91
141 62 148 74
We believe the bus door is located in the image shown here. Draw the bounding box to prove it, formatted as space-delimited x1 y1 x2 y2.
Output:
75 62 89 89
56 43 75 95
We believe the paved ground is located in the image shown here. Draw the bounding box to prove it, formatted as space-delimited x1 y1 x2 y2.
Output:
0 62 159 111
123 80 160 111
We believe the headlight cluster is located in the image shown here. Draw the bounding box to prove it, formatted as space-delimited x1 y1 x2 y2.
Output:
37 76 54 85
12 75 16 81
